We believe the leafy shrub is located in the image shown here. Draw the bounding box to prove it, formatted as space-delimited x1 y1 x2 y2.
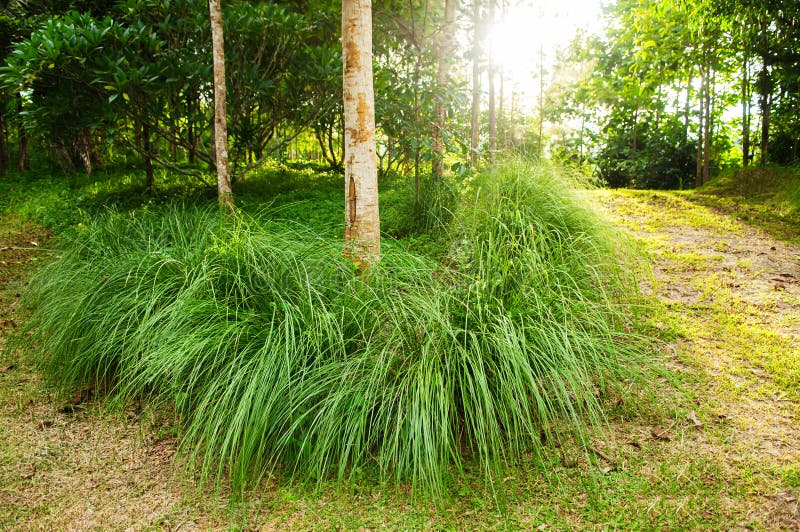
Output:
19 162 652 495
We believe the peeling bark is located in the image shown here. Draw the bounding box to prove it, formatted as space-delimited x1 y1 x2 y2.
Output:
343 0 380 268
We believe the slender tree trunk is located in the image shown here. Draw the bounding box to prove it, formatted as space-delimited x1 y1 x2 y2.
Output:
742 56 750 167
758 61 771 165
499 0 507 150
343 0 380 268
143 122 155 190
0 113 7 173
76 129 93 175
187 92 198 164
209 0 233 213
695 69 705 187
17 98 29 171
487 0 496 160
683 68 692 144
432 0 456 179
703 67 713 183
537 43 544 158
470 0 481 166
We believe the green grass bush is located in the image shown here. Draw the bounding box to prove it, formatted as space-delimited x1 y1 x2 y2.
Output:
19 161 651 495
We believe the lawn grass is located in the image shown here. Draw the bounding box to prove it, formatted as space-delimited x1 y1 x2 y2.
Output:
687 165 800 244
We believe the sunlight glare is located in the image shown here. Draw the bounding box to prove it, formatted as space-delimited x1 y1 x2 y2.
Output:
489 0 604 90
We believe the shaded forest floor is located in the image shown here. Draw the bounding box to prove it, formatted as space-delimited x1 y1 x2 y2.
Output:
1 183 799 529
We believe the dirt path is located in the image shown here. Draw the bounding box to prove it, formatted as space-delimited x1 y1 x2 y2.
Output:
600 190 800 529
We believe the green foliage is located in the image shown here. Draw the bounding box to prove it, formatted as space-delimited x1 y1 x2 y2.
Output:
595 116 697 189
18 162 653 496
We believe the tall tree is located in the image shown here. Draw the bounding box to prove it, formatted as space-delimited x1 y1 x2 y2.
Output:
469 0 481 166
487 0 496 159
343 0 380 268
209 0 233 212
431 0 456 178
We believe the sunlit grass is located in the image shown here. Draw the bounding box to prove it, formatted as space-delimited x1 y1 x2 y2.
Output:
17 162 654 495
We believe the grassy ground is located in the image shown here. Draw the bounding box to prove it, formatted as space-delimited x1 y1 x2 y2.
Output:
1 166 799 529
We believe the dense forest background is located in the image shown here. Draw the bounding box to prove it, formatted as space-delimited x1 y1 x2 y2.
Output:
1 0 797 192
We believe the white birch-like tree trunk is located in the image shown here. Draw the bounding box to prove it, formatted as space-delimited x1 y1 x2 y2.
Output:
343 0 380 267
209 0 233 213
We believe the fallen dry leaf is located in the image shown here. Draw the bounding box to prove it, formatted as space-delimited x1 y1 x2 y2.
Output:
651 426 671 441
590 445 616 464
37 420 54 430
21 463 37 479
687 410 703 427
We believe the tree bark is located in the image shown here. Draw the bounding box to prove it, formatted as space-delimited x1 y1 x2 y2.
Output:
487 0 496 160
695 69 705 187
537 43 544 158
758 61 771 165
209 0 234 213
0 113 7 173
143 123 155 190
76 129 93 175
432 0 457 179
343 0 380 268
703 67 713 184
742 56 750 167
469 0 481 167
17 98 29 171
683 67 692 145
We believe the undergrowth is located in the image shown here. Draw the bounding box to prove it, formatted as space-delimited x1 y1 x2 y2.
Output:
18 162 653 496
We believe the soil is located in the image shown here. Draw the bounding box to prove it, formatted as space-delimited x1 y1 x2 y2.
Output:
599 191 800 530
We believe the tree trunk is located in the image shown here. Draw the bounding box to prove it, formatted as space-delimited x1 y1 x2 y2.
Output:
537 43 544 158
469 0 481 167
0 113 7 173
432 0 456 179
742 56 750 167
17 98 29 171
343 0 380 268
487 0 496 160
703 67 712 184
187 90 200 164
142 123 155 190
695 69 705 187
758 61 771 165
76 129 93 175
499 65 505 150
209 0 234 213
683 68 692 144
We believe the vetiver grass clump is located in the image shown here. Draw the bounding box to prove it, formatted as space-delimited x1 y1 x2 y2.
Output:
20 162 652 495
